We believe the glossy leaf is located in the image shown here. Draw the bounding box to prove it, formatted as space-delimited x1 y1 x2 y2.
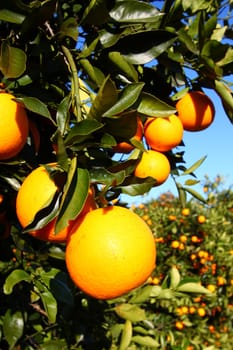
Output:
3 269 31 295
103 83 144 117
109 1 163 23
89 168 126 187
56 94 71 136
40 290 57 323
3 310 24 350
118 178 155 196
65 119 104 146
108 51 138 82
137 92 176 117
55 158 90 233
19 96 54 122
0 42 26 78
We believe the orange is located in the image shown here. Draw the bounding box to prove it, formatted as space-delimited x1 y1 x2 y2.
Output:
134 150 170 185
0 92 29 160
176 91 215 131
197 215 206 224
113 117 143 153
66 206 156 299
181 208 190 216
144 114 183 152
16 164 96 243
175 321 184 330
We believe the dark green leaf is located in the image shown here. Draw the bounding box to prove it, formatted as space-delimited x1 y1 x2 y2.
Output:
80 0 111 25
18 96 54 123
88 76 118 119
108 51 138 82
178 28 199 54
109 1 163 23
50 272 74 306
89 168 126 187
3 269 31 295
56 95 71 136
55 158 90 233
201 40 229 63
79 58 105 87
137 92 176 117
3 310 24 350
65 119 104 146
58 17 79 42
115 303 146 322
0 42 26 78
103 83 144 117
118 178 155 196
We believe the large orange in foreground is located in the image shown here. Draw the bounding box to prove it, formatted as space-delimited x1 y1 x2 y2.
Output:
176 91 215 131
66 206 156 299
144 114 183 152
0 92 29 160
134 150 170 185
16 164 96 243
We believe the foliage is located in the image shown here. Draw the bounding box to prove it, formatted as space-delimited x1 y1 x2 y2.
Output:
0 0 233 349
0 177 232 349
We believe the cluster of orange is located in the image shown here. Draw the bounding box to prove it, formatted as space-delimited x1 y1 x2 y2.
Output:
114 90 215 186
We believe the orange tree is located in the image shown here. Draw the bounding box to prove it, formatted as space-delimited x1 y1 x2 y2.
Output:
0 1 233 349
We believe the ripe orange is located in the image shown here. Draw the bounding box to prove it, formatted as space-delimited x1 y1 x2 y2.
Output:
197 215 206 224
134 150 170 185
113 117 143 153
0 92 29 160
16 164 96 243
176 91 215 131
144 114 183 152
66 206 156 299
181 208 190 216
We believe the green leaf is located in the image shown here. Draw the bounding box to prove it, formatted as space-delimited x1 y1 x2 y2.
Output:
18 96 54 123
103 83 144 117
40 290 57 323
3 310 24 350
137 92 176 117
131 335 159 347
58 17 79 42
214 80 233 123
50 272 74 306
108 51 138 82
169 266 181 289
180 186 207 203
119 320 133 350
118 178 155 196
129 285 154 303
55 158 90 233
80 0 110 25
88 76 118 119
79 58 105 87
181 156 207 175
65 119 104 146
109 1 163 23
0 9 25 24
177 282 212 294
0 42 26 78
90 168 126 187
56 95 71 136
3 269 31 295
39 340 67 350
115 303 146 323
184 179 200 186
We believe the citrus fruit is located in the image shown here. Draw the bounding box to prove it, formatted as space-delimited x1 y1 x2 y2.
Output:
16 164 96 243
66 206 156 299
0 92 29 160
113 117 143 153
134 150 170 185
144 114 183 152
176 91 215 131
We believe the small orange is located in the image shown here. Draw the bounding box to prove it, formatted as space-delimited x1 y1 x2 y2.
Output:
176 91 215 131
16 164 96 242
134 150 170 185
181 208 190 216
66 206 156 299
197 215 206 224
113 117 143 153
0 92 29 160
207 284 216 293
197 307 206 317
171 240 180 248
175 321 184 330
144 114 183 152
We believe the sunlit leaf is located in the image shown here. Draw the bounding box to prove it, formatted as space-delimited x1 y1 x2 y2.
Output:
0 9 25 24
115 303 146 322
3 310 24 350
108 51 138 82
131 335 159 347
40 290 57 323
177 282 212 294
137 92 176 117
3 269 31 295
181 156 207 175
119 320 132 350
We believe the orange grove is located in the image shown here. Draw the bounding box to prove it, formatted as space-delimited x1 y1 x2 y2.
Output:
0 92 29 160
66 206 156 299
176 91 215 131
16 164 96 243
134 150 170 185
144 114 183 152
